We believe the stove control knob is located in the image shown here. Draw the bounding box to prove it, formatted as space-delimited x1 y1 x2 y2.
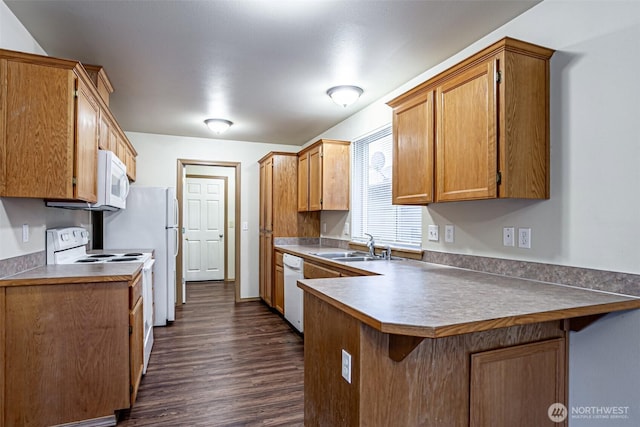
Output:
61 233 69 241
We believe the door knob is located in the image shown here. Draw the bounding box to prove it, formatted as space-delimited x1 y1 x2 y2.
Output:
219 234 224 238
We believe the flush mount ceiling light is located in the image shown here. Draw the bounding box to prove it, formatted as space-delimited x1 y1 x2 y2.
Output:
326 85 363 107
204 118 233 134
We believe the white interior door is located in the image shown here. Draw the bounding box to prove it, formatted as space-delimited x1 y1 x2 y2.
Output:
184 177 225 281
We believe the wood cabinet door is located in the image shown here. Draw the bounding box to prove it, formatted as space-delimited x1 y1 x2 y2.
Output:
129 296 144 406
274 264 284 314
303 261 341 279
297 153 309 211
259 232 266 300
75 79 99 202
470 338 566 427
264 157 273 232
3 61 75 199
308 145 322 211
320 142 350 210
264 233 273 305
126 148 137 182
259 162 266 230
436 59 497 202
259 231 274 306
98 112 110 150
392 91 434 204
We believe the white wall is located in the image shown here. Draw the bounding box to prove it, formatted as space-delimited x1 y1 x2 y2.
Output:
0 1 91 261
126 131 298 298
185 164 237 281
314 0 640 277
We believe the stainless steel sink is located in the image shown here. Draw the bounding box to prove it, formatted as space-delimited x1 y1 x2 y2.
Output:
330 256 382 262
312 251 401 262
313 251 369 259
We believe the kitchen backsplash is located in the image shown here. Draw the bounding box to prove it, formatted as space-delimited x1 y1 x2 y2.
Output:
0 251 45 279
422 250 640 298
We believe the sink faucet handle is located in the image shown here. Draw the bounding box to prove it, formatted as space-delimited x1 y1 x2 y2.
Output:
383 245 392 260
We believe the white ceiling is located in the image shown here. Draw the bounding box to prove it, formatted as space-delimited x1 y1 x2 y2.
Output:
5 0 540 146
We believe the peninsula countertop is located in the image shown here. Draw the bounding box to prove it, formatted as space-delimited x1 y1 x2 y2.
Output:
276 244 640 338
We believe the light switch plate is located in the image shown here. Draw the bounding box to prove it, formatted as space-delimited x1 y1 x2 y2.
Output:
428 224 439 241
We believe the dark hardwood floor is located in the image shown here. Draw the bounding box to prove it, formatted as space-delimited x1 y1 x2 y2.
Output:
117 282 304 426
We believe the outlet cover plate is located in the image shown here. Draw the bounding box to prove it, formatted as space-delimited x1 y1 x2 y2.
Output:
518 228 531 249
444 225 454 243
341 349 352 383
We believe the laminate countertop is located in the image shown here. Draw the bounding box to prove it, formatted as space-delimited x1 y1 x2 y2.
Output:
277 244 640 338
0 263 142 287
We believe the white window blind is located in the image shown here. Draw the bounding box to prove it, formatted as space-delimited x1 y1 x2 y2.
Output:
351 125 422 247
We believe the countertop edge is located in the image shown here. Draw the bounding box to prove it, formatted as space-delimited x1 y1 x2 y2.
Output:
288 244 640 338
300 280 640 338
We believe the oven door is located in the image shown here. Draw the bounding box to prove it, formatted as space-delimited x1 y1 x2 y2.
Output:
142 258 155 374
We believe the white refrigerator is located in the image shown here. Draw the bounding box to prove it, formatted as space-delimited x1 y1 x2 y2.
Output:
104 186 178 326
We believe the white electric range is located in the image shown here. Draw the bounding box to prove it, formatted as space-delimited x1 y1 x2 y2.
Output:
46 226 155 374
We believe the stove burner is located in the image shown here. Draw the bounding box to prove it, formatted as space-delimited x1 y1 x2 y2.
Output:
89 254 117 258
76 259 101 263
123 252 143 257
107 257 139 262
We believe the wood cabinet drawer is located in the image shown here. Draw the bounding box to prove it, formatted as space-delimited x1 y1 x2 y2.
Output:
275 251 284 267
129 274 142 309
304 262 341 279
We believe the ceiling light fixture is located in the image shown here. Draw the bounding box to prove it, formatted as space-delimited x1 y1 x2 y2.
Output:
204 118 233 134
326 85 363 107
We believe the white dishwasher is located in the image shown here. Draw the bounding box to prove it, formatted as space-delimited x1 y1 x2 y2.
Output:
283 253 304 333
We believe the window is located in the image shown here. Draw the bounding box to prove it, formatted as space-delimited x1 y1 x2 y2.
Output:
351 125 422 247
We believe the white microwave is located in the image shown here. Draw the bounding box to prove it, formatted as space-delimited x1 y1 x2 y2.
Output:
47 150 130 211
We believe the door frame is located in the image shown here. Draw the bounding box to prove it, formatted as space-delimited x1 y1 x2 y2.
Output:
177 159 241 303
184 174 229 282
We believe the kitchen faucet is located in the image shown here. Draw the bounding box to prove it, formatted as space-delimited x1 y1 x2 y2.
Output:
364 233 376 257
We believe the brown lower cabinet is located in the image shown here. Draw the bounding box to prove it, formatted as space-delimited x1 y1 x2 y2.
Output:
304 293 567 427
1 273 143 427
274 251 284 314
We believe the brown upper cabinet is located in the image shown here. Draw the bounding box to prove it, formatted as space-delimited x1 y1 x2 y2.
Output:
388 37 554 204
297 139 351 211
0 49 136 202
0 52 99 201
84 63 114 107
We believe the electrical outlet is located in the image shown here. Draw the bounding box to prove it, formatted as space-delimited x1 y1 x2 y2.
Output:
518 228 531 249
428 224 439 242
444 225 454 243
341 349 352 383
322 222 327 233
343 222 350 236
503 227 515 247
